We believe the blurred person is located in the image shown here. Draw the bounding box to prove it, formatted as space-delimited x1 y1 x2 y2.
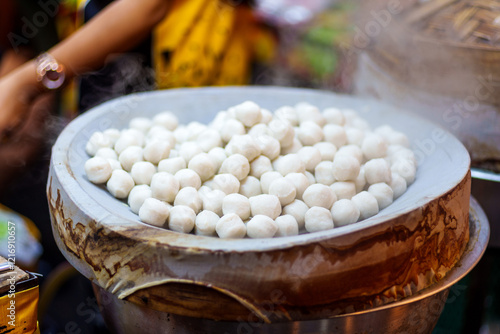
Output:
0 0 275 136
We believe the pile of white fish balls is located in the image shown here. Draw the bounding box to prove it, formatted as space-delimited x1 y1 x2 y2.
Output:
84 101 417 238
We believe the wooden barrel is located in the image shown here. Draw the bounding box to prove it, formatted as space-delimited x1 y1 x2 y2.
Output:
47 87 471 323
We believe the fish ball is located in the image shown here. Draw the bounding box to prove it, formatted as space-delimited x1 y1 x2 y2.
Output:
247 215 278 238
139 198 170 227
216 213 247 238
305 207 334 233
168 205 196 233
331 199 360 227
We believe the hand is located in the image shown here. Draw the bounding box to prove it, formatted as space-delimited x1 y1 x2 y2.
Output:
0 62 41 142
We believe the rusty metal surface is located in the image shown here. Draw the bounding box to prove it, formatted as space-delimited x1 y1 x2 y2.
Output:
47 87 472 321
93 197 489 334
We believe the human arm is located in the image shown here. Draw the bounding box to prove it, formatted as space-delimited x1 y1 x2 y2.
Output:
0 0 170 136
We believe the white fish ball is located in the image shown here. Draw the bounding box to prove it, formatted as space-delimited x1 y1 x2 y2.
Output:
336 145 363 164
314 142 337 161
128 185 152 214
298 121 324 146
216 213 247 239
119 146 144 172
130 161 156 185
249 194 281 219
226 135 261 162
106 169 134 198
389 147 417 167
280 137 303 155
153 111 179 131
85 157 113 184
174 187 203 213
139 198 170 227
168 205 196 233
196 129 222 152
305 207 334 233
95 147 118 160
143 140 171 164
107 159 123 171
375 126 410 147
272 154 305 175
260 108 273 124
274 215 299 237
355 167 366 193
86 131 113 156
200 189 225 216
239 176 262 198
129 117 153 133
323 124 347 147
302 184 337 209
250 155 273 178
158 157 186 174
209 111 229 131
114 129 144 154
283 200 309 229
219 154 250 181
195 210 220 236
175 169 202 189
305 171 316 185
151 172 179 203
331 199 360 227
362 133 388 160
368 183 394 209
364 158 392 184
268 178 296 206
179 142 203 163
220 119 246 143
173 126 190 144
186 122 208 141
389 172 407 199
233 101 262 127
103 128 121 146
351 191 379 220
391 159 416 185
332 155 360 181
284 173 310 200
322 107 345 125
274 106 298 126
188 153 217 182
295 102 326 126
260 171 283 194
268 119 295 148
248 123 272 137
314 161 335 185
330 181 356 200
254 134 281 160
345 127 365 146
222 193 251 220
147 126 176 147
211 174 240 194
298 146 322 173
208 147 227 171
247 215 278 238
